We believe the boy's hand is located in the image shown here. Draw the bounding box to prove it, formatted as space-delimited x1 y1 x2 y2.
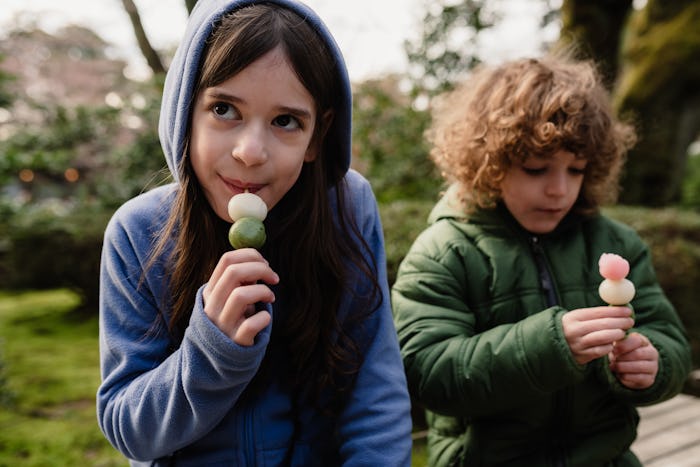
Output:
562 306 634 365
609 332 659 389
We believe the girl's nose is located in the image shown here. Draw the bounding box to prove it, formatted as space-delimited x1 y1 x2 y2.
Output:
231 123 267 166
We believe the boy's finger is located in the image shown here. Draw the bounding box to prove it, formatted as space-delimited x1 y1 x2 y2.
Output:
613 332 649 354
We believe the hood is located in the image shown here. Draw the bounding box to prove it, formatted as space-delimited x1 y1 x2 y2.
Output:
158 0 353 183
427 184 468 224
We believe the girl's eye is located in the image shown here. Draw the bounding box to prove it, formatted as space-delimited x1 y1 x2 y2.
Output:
569 167 586 175
273 114 302 130
212 102 238 120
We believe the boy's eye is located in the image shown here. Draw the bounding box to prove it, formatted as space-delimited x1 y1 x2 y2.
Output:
273 114 302 130
212 102 238 120
522 167 546 175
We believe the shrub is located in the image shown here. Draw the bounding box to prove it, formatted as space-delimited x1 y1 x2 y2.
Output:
0 201 110 312
380 199 435 285
353 77 442 204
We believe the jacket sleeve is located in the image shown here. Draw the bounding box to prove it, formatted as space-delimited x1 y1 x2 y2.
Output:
392 223 586 418
596 233 692 405
96 207 270 462
335 172 413 467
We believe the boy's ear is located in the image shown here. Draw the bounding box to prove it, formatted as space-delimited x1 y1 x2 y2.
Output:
305 110 334 162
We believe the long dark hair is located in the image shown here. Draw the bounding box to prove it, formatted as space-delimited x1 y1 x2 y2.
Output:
148 4 380 415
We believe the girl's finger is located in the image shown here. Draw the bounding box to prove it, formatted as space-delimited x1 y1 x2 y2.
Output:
205 262 278 314
219 283 275 328
234 310 272 346
205 249 267 294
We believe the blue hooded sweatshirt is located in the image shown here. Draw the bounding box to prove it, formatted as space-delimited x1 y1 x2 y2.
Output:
96 1 412 465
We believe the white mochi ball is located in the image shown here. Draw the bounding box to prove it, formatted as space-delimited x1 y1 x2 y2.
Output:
598 278 636 305
228 192 268 222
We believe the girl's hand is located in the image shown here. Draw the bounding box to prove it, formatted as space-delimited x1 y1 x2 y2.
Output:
609 332 659 389
561 306 634 365
202 248 279 346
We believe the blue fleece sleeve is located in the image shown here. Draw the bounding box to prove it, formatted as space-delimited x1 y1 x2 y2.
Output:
96 209 270 462
336 172 413 466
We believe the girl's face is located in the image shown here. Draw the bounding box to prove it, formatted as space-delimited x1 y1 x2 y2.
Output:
500 149 586 234
189 46 318 221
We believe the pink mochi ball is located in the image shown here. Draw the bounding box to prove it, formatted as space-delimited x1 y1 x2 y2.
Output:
598 253 630 280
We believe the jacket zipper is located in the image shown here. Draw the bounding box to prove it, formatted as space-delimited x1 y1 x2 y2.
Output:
529 236 569 467
530 236 557 308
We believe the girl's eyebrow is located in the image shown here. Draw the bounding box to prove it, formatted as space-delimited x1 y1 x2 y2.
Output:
204 89 313 120
205 89 242 103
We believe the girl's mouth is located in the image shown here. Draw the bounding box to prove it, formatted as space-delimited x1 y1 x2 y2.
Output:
222 176 264 195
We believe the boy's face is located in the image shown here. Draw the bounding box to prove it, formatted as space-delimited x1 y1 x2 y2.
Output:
500 149 586 234
189 46 317 222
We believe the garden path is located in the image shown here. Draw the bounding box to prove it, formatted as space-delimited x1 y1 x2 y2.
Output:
633 392 700 466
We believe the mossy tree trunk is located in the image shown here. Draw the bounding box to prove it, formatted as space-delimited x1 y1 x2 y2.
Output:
558 0 632 87
614 1 700 205
561 0 700 206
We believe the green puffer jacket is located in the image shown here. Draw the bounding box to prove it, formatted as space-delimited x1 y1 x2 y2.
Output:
392 187 692 467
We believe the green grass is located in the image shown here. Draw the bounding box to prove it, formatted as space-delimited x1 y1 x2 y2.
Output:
0 289 127 466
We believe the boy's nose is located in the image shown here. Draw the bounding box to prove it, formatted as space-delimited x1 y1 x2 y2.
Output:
545 173 568 196
231 124 267 166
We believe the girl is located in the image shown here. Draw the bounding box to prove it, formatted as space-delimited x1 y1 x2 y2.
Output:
391 54 692 466
97 1 412 465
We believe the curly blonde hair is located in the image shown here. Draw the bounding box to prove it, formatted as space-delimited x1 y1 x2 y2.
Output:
427 53 637 214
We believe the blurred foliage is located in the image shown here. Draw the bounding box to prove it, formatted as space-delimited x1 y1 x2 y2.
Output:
379 200 434 286
0 54 15 108
96 76 171 208
0 104 119 186
0 80 168 208
404 0 496 98
681 146 700 208
352 77 442 203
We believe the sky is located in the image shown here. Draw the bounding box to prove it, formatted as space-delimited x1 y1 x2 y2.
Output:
0 0 556 82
